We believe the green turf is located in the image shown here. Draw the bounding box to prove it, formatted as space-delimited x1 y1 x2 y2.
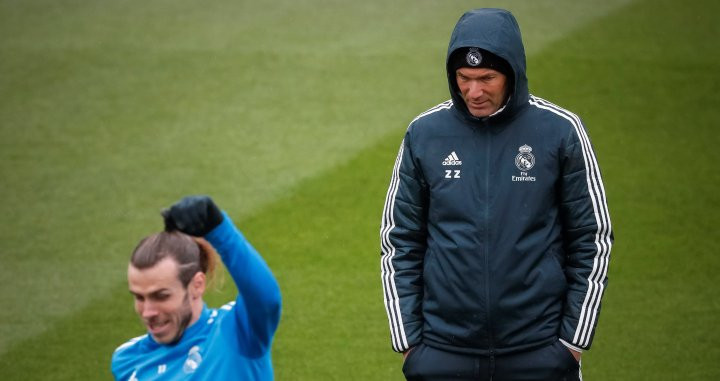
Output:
2 0 718 379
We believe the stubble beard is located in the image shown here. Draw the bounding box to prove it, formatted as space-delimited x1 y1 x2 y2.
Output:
155 292 193 345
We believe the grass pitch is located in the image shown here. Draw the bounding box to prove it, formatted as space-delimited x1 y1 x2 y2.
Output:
1 0 718 379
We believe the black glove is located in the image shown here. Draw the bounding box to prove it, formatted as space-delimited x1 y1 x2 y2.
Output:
162 195 224 237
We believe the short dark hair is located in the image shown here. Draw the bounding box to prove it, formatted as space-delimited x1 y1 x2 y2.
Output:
130 231 217 287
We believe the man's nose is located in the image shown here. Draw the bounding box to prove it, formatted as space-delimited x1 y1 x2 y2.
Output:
467 82 484 98
141 302 158 319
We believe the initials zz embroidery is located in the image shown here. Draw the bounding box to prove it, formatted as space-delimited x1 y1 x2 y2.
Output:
445 170 461 179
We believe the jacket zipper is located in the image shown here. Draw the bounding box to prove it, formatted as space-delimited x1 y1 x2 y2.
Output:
484 122 495 355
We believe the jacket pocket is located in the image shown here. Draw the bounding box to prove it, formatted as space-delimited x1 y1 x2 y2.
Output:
402 343 424 375
543 250 568 295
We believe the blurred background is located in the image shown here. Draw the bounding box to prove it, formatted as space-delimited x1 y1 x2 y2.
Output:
1 0 718 379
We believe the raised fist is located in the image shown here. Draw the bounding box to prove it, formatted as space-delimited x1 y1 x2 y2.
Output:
162 195 223 237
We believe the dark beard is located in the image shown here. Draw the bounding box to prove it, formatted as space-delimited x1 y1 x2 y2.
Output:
168 292 194 345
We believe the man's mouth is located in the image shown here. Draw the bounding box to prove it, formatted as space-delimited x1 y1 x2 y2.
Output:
147 320 171 335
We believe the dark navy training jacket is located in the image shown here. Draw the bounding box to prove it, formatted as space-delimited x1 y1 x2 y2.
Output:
380 8 613 356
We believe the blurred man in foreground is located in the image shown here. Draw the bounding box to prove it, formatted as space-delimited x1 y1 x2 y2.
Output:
112 196 281 380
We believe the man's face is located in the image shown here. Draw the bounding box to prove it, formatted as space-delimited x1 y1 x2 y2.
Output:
456 67 508 118
128 258 193 344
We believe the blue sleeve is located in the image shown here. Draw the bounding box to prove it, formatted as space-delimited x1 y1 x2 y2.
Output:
205 213 282 357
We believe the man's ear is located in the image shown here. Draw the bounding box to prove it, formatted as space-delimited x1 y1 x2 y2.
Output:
189 271 206 300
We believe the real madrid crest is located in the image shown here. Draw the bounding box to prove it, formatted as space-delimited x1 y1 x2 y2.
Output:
466 48 482 67
183 346 203 374
515 144 535 171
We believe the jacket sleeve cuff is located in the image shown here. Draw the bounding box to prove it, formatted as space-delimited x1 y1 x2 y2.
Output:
204 212 233 244
559 338 584 353
392 320 423 353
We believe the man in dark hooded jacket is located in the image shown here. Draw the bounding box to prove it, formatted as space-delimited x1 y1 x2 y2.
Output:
380 8 613 380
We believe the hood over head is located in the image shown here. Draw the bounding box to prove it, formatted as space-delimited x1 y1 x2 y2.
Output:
447 8 529 121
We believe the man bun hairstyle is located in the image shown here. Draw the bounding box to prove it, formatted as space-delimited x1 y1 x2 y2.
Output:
131 231 218 287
